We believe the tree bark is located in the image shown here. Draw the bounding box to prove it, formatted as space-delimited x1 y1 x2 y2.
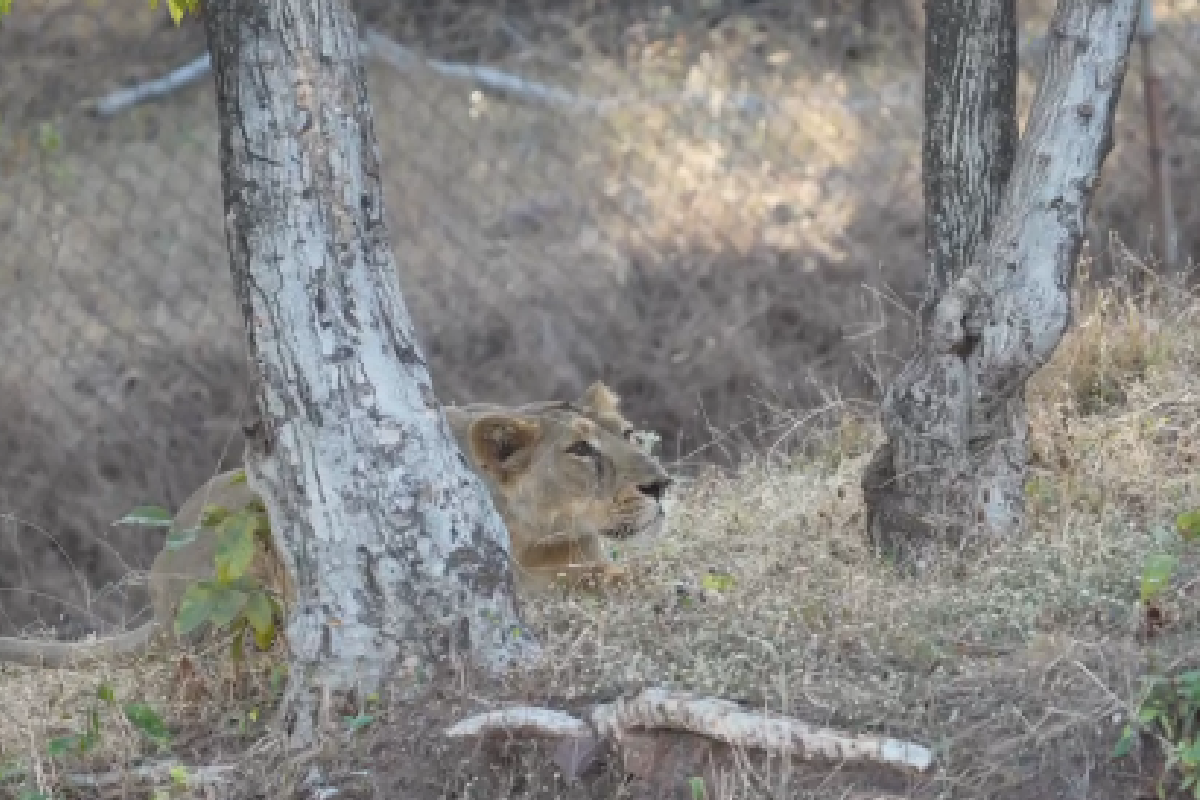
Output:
199 0 535 747
863 0 1139 569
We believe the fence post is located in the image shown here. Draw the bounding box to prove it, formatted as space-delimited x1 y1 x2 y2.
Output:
1138 0 1178 272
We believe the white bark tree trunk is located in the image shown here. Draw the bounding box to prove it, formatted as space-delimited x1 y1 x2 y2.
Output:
863 0 1140 568
199 0 535 747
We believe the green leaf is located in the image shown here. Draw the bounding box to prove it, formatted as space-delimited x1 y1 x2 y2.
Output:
35 122 60 155
164 526 200 551
243 591 275 635
170 765 191 787
174 584 215 636
96 683 115 703
1180 738 1200 765
201 504 232 529
688 776 707 800
229 469 248 485
47 734 83 757
1141 553 1179 603
216 511 259 582
1180 671 1200 702
222 575 264 593
1113 725 1137 757
701 573 736 592
343 714 375 731
1177 510 1200 542
207 586 249 630
117 505 175 527
1139 704 1165 726
270 663 289 691
252 618 276 651
123 702 170 743
0 0 12 16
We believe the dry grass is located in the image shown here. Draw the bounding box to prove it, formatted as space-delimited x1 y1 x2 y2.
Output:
1 275 1197 799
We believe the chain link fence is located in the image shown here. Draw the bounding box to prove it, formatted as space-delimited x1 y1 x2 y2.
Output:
0 0 1195 636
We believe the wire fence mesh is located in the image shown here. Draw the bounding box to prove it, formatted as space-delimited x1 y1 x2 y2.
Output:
0 0 1195 636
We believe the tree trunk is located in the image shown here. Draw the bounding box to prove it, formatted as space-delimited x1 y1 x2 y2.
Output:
864 0 1018 567
199 0 535 748
863 0 1139 569
922 0 1018 307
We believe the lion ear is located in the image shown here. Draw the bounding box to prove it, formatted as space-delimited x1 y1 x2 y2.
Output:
466 415 543 483
578 381 620 415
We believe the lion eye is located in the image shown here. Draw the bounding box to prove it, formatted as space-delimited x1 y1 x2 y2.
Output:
566 440 598 458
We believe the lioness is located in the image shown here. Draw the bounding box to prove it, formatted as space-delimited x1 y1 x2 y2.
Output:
0 382 670 667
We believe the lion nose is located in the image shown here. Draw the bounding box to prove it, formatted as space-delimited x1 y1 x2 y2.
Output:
637 477 672 501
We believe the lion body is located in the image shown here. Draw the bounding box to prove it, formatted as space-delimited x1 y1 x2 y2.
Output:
0 383 669 667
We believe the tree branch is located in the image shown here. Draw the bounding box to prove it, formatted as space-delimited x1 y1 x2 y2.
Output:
970 0 1137 393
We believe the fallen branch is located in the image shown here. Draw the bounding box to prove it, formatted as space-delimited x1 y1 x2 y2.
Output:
92 26 778 120
596 688 931 769
93 52 213 118
92 28 587 119
63 760 234 790
367 31 777 117
446 687 933 783
362 28 589 110
447 706 593 739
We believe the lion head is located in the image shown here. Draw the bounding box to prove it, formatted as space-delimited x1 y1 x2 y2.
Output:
446 382 671 585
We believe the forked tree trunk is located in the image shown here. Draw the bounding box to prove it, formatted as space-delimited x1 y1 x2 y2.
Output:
200 0 534 747
863 0 1140 568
